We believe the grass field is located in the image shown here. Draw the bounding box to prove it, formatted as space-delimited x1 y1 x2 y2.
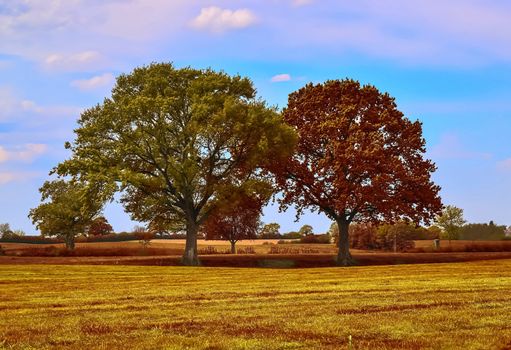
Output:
1 260 511 349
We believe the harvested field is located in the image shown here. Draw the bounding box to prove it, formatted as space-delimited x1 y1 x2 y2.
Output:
1 260 511 349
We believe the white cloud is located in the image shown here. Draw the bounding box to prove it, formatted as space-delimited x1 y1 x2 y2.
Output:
191 6 257 33
43 51 105 71
0 144 48 164
0 1 190 71
71 73 115 91
271 73 292 82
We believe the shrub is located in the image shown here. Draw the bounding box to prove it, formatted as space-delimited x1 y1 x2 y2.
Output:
135 231 155 248
281 231 302 239
198 246 219 255
300 234 331 244
237 246 256 254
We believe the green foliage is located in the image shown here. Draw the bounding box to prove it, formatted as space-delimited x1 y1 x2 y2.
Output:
0 223 12 238
0 224 26 240
28 180 104 250
459 222 506 241
258 223 281 238
298 224 314 236
299 234 331 244
435 205 466 242
56 63 296 264
281 231 302 239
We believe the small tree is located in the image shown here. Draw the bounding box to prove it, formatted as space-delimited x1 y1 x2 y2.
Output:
376 223 416 252
29 179 103 250
0 223 13 239
259 223 281 239
435 205 466 244
88 216 113 236
203 194 263 253
298 225 314 237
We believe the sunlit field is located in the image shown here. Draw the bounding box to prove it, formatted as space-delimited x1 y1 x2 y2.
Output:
1 260 511 350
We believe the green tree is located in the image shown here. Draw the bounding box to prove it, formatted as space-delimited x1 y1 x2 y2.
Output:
459 221 506 241
56 63 296 265
259 223 281 239
298 224 314 236
28 180 104 250
435 205 466 243
0 223 13 239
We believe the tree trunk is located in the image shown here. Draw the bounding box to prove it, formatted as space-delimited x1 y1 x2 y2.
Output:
182 220 200 266
230 240 237 254
336 218 355 266
64 235 75 250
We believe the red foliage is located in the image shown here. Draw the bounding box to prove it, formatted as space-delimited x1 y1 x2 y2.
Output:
271 80 442 264
88 217 113 236
203 194 262 249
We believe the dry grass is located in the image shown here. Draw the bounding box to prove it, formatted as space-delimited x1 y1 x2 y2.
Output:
1 260 511 349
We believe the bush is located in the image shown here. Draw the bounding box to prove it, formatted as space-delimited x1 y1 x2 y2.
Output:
237 246 256 254
281 231 302 239
198 246 218 255
0 235 61 244
299 234 331 244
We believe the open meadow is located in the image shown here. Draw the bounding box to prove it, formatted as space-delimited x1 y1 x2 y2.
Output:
1 259 511 350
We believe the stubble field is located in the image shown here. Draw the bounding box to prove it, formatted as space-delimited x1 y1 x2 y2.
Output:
1 259 511 350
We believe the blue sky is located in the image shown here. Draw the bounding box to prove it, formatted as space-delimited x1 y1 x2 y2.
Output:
1 0 510 234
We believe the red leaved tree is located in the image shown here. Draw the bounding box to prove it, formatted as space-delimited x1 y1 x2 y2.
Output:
273 79 442 265
203 194 263 254
87 216 113 236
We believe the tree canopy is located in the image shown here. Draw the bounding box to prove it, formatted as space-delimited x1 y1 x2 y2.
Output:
272 79 442 265
28 179 103 249
203 192 265 253
435 205 466 242
56 63 296 265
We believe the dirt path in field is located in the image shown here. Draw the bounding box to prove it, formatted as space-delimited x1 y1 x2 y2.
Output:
2 252 511 267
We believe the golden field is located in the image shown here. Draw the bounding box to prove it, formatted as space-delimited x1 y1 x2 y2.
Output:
1 260 511 349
